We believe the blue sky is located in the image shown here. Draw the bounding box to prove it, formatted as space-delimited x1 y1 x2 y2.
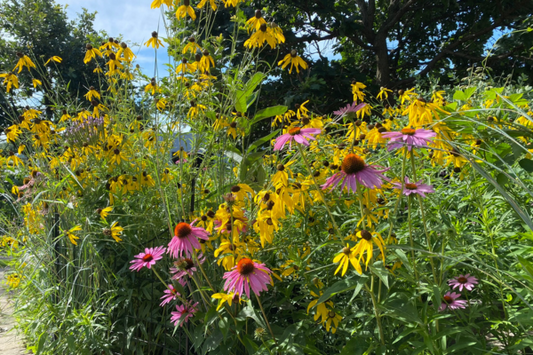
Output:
56 0 170 77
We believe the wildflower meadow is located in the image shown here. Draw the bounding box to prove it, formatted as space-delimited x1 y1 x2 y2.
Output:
1 0 533 354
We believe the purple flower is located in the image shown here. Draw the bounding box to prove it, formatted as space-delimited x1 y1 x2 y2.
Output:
322 153 389 193
392 177 435 198
129 246 166 272
168 220 210 258
170 301 198 326
160 284 180 307
448 274 478 292
170 254 205 285
333 102 366 116
273 126 321 151
223 258 271 298
439 292 468 311
381 127 436 151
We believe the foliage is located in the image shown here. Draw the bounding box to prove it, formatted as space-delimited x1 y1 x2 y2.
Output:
1 1 533 355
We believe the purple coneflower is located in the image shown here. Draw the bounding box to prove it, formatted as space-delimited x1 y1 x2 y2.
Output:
333 102 366 117
170 254 205 284
160 284 180 307
223 258 271 298
448 274 478 292
322 153 389 193
381 127 436 151
129 246 166 272
439 292 468 311
170 301 199 327
168 220 210 258
392 177 435 198
273 126 321 151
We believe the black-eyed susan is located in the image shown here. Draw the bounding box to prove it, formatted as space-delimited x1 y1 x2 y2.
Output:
199 50 215 72
145 78 160 95
182 36 202 54
333 244 362 276
278 50 308 74
32 79 42 88
244 23 279 49
376 87 393 100
83 44 103 64
211 292 236 311
117 42 135 62
176 0 196 20
246 10 267 32
352 230 385 269
97 206 113 221
84 86 100 101
105 53 123 73
13 52 36 73
65 225 82 245
145 31 164 49
197 0 216 10
176 58 195 76
351 81 366 102
150 0 173 9
105 222 124 242
0 72 19 92
44 56 62 66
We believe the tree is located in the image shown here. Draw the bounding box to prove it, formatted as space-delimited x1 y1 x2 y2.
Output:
0 0 106 127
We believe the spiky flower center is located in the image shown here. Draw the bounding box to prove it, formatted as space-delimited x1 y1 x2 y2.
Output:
341 154 366 175
342 247 351 255
142 254 154 262
360 230 373 241
231 185 241 192
457 276 468 284
401 128 416 135
405 183 418 190
443 295 453 303
328 311 336 319
175 222 192 238
288 127 301 136
237 258 255 275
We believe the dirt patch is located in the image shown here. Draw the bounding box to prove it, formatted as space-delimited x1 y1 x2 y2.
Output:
0 269 29 355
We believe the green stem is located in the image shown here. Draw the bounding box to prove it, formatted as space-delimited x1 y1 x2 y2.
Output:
255 293 278 346
365 280 385 345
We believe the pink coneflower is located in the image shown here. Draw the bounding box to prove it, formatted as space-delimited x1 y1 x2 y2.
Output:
170 254 206 284
322 153 389 193
273 126 321 151
439 292 468 311
333 102 366 116
129 246 166 272
448 274 478 292
392 177 435 198
160 284 181 307
168 220 210 258
170 301 199 327
223 258 271 298
381 127 436 151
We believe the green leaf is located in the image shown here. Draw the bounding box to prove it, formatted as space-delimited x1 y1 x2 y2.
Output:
316 274 367 305
469 159 533 231
382 297 422 324
241 334 259 354
235 73 266 113
251 105 288 125
463 86 477 100
247 130 280 153
340 337 369 355
519 159 533 173
369 262 389 288
453 90 466 101
518 256 533 281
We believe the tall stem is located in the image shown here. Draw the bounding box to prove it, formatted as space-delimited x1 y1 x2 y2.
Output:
255 294 278 346
365 280 385 345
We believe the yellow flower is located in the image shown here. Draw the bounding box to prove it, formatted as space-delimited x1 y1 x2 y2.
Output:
145 78 160 95
98 206 113 221
197 0 217 10
325 310 342 334
66 225 82 246
376 87 392 100
32 79 42 88
244 23 284 49
150 0 173 8
44 56 62 66
199 51 215 72
246 10 267 32
84 86 101 101
5 125 22 143
117 43 136 62
182 37 202 54
278 50 308 74
351 82 366 102
212 292 235 311
333 244 362 276
13 53 36 73
176 0 196 20
0 72 19 92
145 31 164 48
83 44 103 64
352 230 385 269
108 222 124 242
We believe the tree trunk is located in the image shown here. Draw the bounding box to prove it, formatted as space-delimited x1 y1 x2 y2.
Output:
374 34 390 88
